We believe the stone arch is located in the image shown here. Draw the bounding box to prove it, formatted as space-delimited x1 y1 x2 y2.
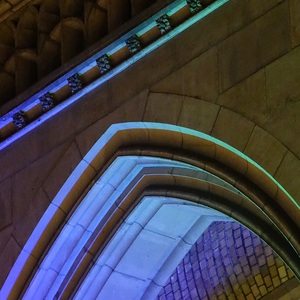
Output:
1 122 299 299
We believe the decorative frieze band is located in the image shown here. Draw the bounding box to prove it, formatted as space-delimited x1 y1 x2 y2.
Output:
0 0 226 149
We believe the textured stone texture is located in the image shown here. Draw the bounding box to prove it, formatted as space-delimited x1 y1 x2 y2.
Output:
10 142 72 226
157 221 296 300
0 236 21 287
144 93 184 125
0 0 299 297
42 142 82 201
264 46 300 156
290 0 300 48
265 46 300 119
275 151 300 206
151 47 219 102
0 177 12 231
177 97 220 134
211 108 255 151
219 1 290 92
217 70 267 125
13 187 49 248
246 0 284 22
107 38 177 111
76 89 148 157
173 0 247 68
244 126 287 176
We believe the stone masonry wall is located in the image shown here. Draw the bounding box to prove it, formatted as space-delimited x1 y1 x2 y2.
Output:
0 0 299 295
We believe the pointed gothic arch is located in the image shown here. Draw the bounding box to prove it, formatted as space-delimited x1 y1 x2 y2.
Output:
1 122 299 299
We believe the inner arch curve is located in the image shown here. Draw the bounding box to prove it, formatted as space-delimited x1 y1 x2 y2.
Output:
1 122 299 299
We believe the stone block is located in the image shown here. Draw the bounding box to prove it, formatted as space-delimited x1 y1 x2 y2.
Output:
0 177 12 231
143 93 184 125
177 96 219 134
244 126 287 176
107 39 176 111
263 101 300 162
174 0 247 67
215 144 248 177
99 271 145 300
265 46 300 118
123 89 148 122
75 110 123 159
246 0 284 22
0 236 21 288
151 47 219 102
13 188 50 248
217 70 267 125
264 46 300 156
182 130 216 159
11 142 70 225
144 204 200 239
211 107 255 151
115 229 173 281
275 151 300 206
290 0 300 48
0 225 13 255
219 2 290 92
76 89 148 157
43 142 82 201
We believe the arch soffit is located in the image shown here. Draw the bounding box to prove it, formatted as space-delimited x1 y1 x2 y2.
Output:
1 122 300 299
25 122 300 258
22 157 235 299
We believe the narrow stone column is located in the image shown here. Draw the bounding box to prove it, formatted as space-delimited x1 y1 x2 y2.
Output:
107 0 131 32
131 0 153 16
15 51 37 94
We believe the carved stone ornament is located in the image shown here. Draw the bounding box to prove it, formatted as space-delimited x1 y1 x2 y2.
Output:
40 92 54 112
96 54 111 74
12 111 26 129
156 14 171 35
126 35 141 54
67 73 82 93
187 0 202 13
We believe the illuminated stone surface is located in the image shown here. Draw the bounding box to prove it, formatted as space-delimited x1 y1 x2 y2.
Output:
0 0 299 298
158 221 295 300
